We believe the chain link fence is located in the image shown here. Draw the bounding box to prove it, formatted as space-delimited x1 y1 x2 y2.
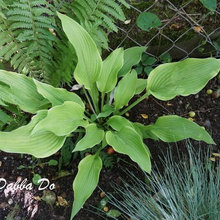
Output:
108 0 220 62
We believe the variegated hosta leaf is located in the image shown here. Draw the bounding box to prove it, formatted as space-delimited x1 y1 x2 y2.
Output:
0 110 66 158
118 46 146 77
107 115 134 131
114 70 137 110
71 155 102 219
96 48 124 93
145 115 215 144
135 79 147 94
147 58 220 101
0 70 49 113
106 126 151 173
57 12 102 90
0 70 84 113
73 124 104 152
33 79 84 109
32 101 86 136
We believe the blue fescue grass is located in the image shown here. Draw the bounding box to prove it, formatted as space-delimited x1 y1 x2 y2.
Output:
108 143 220 220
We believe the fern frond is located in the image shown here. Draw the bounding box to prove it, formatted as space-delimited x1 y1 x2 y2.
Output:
0 0 59 84
55 0 129 49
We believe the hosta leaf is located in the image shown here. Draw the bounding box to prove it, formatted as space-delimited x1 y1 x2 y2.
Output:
97 104 114 119
133 122 159 140
114 70 137 110
0 70 49 113
71 155 102 219
33 79 84 109
97 48 124 93
57 12 102 90
118 47 146 77
147 58 220 101
32 101 86 136
107 115 134 131
73 124 105 152
135 79 147 94
146 115 215 144
0 111 66 157
106 126 151 173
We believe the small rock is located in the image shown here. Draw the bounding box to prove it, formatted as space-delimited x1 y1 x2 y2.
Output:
204 119 211 128
212 91 220 99
195 94 199 99
3 157 7 160
8 198 13 205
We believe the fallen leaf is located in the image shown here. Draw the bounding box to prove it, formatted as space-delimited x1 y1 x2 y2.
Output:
124 19 131 24
141 114 148 119
57 196 68 206
193 26 203 32
166 102 173 106
210 157 215 162
212 153 220 157
42 190 56 206
33 196 41 201
188 117 194 121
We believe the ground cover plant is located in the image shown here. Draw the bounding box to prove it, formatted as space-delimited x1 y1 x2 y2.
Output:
108 143 220 220
0 12 220 219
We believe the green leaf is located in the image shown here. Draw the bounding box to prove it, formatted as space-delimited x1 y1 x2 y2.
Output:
0 111 66 158
73 124 104 152
48 160 58 166
0 70 49 113
135 65 143 75
32 174 41 186
0 109 13 124
160 52 172 63
141 54 157 66
144 66 153 76
57 12 102 90
135 79 147 94
97 48 124 93
32 101 86 136
145 115 215 144
114 70 137 110
71 155 102 219
107 209 122 218
97 104 114 119
200 0 217 11
106 126 151 173
137 12 161 31
133 122 159 140
34 79 84 109
118 47 146 77
147 58 220 101
107 115 134 131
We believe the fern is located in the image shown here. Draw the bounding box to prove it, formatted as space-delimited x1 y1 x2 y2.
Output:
0 0 129 85
100 151 115 169
0 0 60 84
54 0 130 49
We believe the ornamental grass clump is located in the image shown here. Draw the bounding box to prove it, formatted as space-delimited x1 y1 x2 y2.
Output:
109 144 220 220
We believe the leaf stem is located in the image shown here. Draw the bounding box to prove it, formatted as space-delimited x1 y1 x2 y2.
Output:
83 87 97 117
119 92 149 116
101 92 105 111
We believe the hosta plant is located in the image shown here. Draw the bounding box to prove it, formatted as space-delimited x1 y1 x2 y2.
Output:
0 12 220 219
